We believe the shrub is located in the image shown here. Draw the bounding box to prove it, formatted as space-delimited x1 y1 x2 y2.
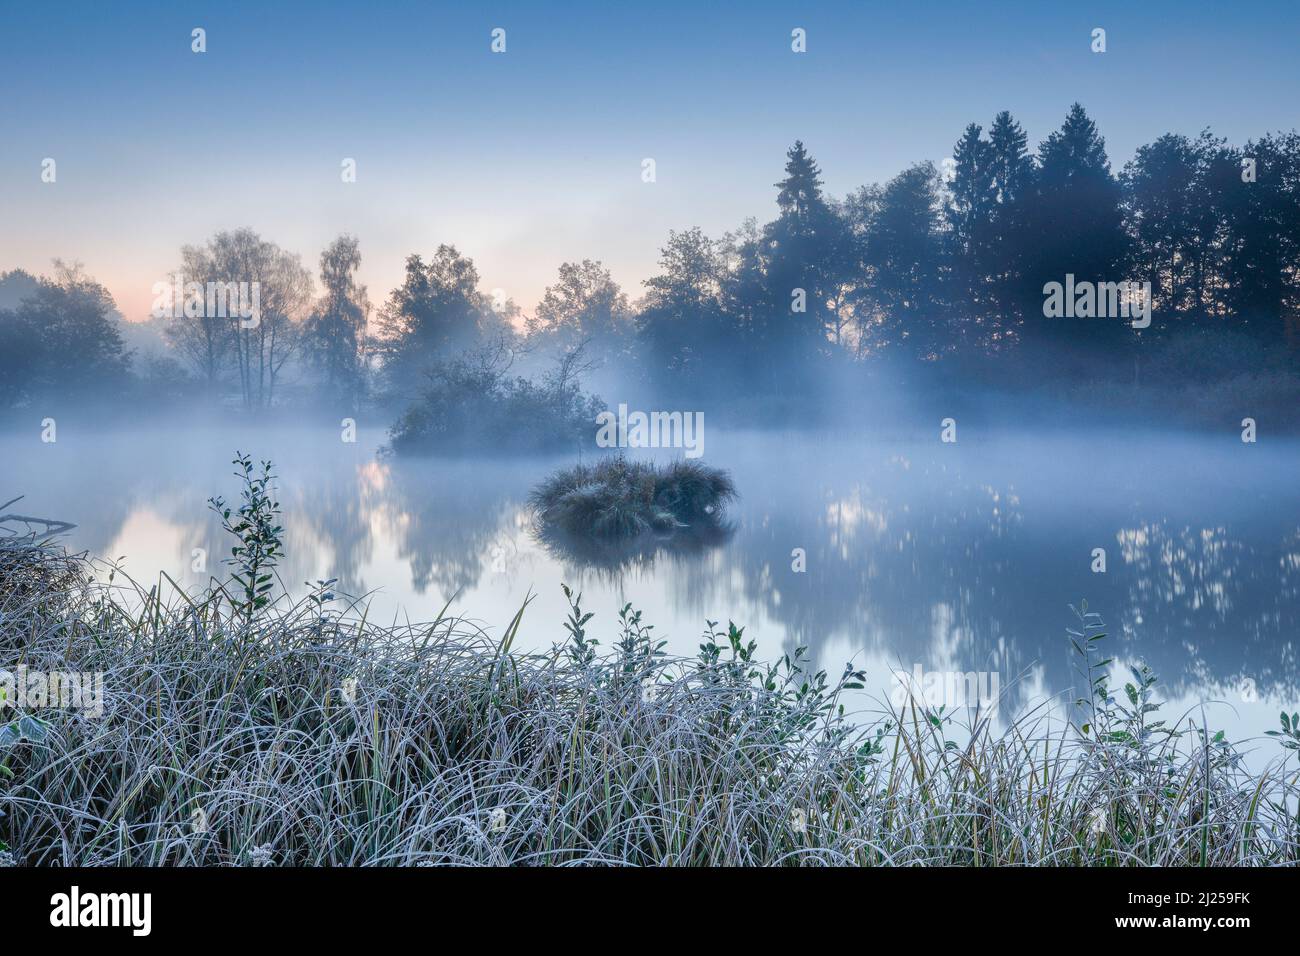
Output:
388 347 603 455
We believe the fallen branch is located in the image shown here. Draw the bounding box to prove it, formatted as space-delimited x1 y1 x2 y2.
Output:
0 496 77 535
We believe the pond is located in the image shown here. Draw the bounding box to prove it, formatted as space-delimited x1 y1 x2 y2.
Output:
4 420 1297 748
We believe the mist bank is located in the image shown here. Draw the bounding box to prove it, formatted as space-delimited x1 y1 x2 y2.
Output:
1 343 1292 444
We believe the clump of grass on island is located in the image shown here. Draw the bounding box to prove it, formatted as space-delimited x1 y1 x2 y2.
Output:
1 455 1299 867
529 455 737 540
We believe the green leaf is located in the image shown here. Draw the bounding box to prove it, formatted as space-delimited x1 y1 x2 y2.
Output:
0 715 51 747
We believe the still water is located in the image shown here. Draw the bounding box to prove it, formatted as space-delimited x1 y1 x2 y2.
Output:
5 421 1298 747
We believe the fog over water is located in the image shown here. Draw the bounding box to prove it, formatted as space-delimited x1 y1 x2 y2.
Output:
6 420 1297 748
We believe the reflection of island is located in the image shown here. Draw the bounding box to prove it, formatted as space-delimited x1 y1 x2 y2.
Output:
533 520 734 579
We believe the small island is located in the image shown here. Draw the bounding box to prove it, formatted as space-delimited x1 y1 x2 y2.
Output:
529 456 737 541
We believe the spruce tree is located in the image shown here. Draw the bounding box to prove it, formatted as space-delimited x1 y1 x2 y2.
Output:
1027 104 1128 352
946 123 995 337
761 141 847 358
775 141 829 222
986 111 1035 334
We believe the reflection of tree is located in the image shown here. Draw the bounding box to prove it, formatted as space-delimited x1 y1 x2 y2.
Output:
378 457 524 598
5 430 383 599
705 457 1041 712
658 441 1300 712
1116 521 1300 696
3 435 153 559
287 460 378 596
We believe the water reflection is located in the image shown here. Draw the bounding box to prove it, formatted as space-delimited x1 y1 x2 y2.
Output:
4 425 1298 722
534 521 735 578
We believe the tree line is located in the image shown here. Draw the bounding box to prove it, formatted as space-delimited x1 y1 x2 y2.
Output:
2 103 1297 415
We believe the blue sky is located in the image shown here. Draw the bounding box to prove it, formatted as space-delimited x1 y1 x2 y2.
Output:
2 0 1297 321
